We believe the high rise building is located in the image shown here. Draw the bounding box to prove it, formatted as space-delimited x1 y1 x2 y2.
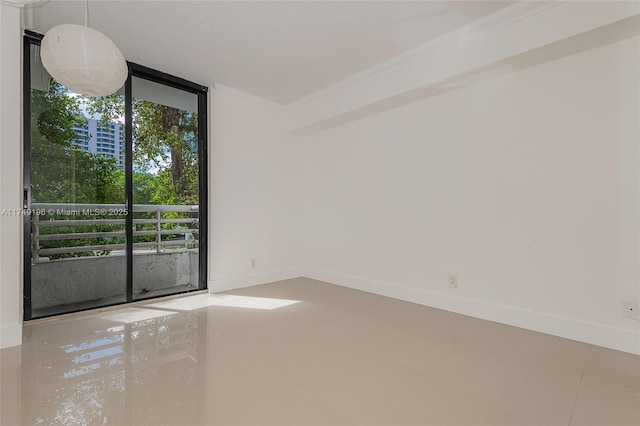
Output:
72 118 125 169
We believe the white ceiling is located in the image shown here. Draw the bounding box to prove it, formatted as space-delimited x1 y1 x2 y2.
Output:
34 1 515 105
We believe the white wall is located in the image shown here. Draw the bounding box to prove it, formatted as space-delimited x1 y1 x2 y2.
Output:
208 86 302 292
296 36 640 354
0 4 24 348
1 4 637 356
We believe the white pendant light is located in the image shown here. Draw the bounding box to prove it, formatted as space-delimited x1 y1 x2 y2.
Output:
40 0 127 97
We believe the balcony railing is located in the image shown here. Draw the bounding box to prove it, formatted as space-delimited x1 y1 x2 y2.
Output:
31 203 199 264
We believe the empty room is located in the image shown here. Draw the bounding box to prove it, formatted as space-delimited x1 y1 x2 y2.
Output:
0 0 639 425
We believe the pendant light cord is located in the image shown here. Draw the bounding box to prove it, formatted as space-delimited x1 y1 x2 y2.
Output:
84 0 89 27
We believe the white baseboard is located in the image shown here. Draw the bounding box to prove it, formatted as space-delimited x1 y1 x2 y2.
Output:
0 323 22 349
208 267 305 293
3 267 637 354
301 267 640 355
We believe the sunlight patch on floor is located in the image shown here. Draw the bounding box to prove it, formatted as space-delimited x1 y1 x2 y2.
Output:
145 293 300 311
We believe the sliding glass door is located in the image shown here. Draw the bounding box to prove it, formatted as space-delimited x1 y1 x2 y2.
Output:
130 76 202 301
23 32 208 319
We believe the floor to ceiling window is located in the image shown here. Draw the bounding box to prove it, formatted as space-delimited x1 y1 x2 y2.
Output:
23 32 208 319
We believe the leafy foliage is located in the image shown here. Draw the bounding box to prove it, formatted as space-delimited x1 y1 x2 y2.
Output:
30 79 200 260
31 80 123 204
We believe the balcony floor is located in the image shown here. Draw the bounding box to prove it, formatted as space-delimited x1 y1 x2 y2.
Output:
31 283 197 319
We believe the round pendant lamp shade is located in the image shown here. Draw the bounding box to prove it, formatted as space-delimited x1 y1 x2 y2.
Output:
40 24 128 97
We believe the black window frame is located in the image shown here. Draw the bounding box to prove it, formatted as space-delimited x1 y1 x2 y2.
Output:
22 30 209 320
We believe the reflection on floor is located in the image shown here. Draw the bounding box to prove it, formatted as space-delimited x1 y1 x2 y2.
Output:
1 278 639 425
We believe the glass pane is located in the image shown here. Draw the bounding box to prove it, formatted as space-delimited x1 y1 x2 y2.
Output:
131 76 200 300
29 44 127 318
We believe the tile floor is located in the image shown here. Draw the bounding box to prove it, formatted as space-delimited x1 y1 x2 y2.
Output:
1 278 638 425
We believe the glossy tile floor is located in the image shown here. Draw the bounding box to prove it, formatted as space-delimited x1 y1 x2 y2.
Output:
1 278 639 425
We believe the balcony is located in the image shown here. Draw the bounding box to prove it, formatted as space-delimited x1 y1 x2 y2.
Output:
30 203 200 315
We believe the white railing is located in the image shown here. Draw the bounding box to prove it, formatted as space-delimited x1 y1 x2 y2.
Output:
31 203 199 263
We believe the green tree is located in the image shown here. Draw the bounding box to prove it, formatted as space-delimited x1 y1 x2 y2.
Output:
32 82 200 258
87 95 199 205
133 100 198 204
31 80 126 259
31 80 124 204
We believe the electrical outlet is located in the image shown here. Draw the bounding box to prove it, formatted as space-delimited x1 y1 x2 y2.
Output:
622 300 640 320
251 258 256 269
448 273 458 289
